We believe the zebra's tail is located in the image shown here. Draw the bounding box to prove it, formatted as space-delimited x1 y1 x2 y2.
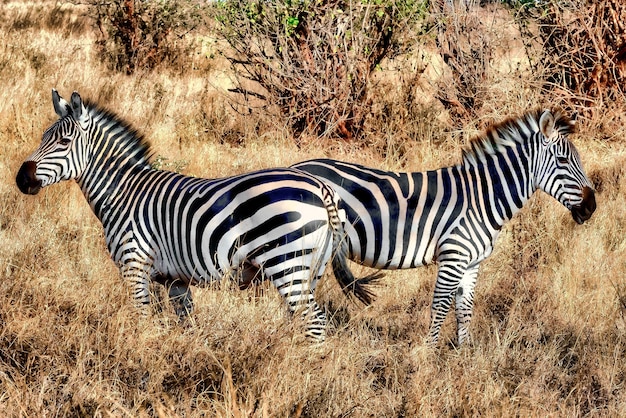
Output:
332 231 384 305
322 185 383 306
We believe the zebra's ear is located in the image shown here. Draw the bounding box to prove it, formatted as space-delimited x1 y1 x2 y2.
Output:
539 109 556 139
70 91 88 126
52 89 70 118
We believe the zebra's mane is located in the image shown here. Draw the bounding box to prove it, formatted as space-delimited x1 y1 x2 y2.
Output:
461 109 575 167
84 99 153 166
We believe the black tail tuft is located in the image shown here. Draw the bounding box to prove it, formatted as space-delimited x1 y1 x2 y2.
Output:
331 238 383 305
340 270 384 305
322 182 383 305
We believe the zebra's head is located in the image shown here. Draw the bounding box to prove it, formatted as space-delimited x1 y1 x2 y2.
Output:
16 89 90 195
533 109 596 224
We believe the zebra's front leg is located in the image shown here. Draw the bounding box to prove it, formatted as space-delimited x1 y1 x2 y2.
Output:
120 259 153 313
455 264 480 346
428 260 466 346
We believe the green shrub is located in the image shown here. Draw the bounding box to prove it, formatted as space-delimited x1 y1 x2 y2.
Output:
214 0 428 143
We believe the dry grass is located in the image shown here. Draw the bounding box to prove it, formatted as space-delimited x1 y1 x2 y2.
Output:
1 2 626 417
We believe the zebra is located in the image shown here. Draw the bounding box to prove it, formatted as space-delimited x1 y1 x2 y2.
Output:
292 109 596 345
15 89 379 342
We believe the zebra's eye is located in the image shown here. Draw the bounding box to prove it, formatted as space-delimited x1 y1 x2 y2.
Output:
557 156 569 166
59 137 71 146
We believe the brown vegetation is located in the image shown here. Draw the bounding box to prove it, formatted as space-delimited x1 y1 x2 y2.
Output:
1 1 625 416
534 0 626 110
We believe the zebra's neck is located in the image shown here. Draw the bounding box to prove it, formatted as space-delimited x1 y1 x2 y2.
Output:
75 107 153 221
460 131 536 230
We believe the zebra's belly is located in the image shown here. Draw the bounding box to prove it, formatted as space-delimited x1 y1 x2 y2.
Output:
151 255 220 286
345 224 437 270
353 251 433 270
348 241 436 270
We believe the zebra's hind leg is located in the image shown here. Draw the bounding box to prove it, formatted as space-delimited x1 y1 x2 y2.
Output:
455 265 480 346
272 267 328 343
120 259 153 314
301 299 327 342
262 226 332 342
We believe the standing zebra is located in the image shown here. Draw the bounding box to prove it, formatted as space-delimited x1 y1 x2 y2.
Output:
293 109 596 345
16 90 377 342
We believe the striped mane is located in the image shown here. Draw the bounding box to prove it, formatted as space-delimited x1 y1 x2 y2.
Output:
84 99 153 167
461 109 575 167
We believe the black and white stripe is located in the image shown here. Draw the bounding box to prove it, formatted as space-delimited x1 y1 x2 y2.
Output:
16 89 377 341
293 109 596 345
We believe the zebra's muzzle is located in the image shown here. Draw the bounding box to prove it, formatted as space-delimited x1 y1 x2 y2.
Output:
570 186 596 225
16 161 42 195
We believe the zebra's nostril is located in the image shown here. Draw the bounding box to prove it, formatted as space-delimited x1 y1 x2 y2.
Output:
582 186 596 212
16 161 42 195
570 186 596 224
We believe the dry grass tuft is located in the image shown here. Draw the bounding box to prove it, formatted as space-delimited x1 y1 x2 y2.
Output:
1 1 626 416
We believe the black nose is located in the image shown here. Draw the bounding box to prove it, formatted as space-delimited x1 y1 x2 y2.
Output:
16 161 42 195
571 186 596 224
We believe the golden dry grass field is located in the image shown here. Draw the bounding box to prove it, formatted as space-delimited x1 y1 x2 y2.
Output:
1 1 626 417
